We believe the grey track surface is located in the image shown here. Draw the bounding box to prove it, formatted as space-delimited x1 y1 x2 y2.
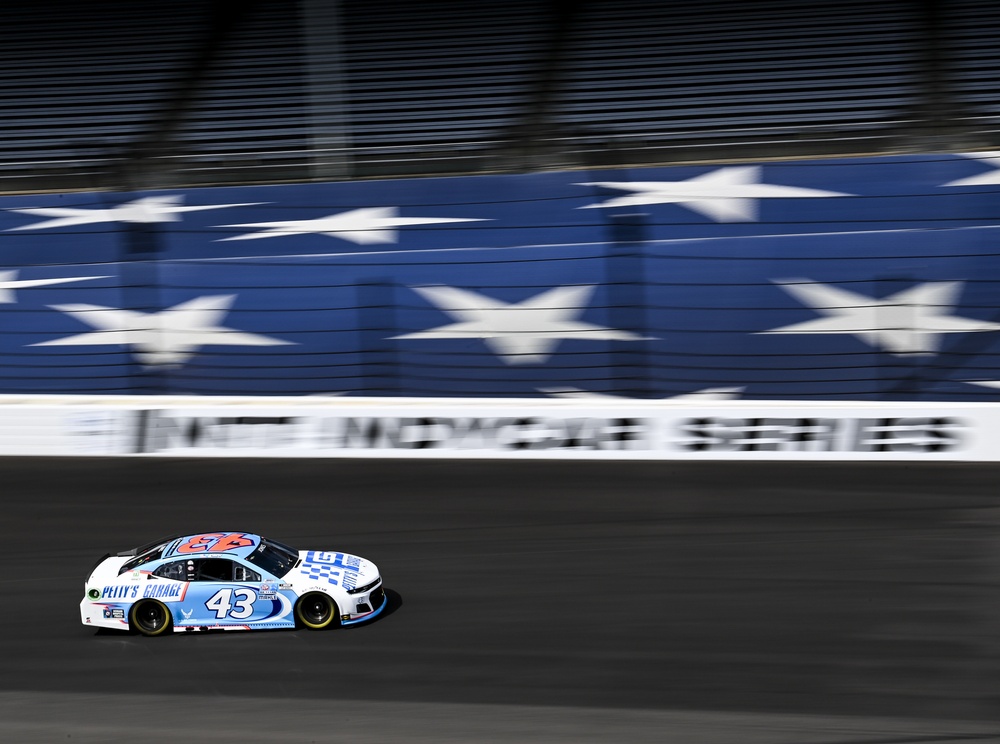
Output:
2 458 1000 742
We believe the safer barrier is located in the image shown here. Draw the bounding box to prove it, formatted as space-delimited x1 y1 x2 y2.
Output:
1 395 993 460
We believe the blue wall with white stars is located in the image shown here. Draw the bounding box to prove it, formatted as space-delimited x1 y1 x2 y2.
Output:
3 152 1000 400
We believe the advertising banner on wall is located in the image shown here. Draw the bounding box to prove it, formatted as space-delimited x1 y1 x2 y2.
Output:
6 396 997 461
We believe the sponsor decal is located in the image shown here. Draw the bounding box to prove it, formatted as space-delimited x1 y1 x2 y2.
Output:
258 581 277 600
181 609 194 620
300 552 362 587
101 583 185 600
102 608 125 619
143 583 185 599
305 551 361 570
675 417 964 453
102 585 139 600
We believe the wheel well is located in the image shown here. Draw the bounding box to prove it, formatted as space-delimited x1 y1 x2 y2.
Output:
295 590 339 609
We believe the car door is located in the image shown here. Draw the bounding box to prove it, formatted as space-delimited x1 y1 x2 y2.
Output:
171 558 253 627
150 558 197 626
157 557 292 628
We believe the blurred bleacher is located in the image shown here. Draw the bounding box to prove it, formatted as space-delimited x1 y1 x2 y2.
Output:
2 0 999 192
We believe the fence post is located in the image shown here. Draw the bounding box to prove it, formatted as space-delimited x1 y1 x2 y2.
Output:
607 212 651 397
357 279 400 396
119 219 168 394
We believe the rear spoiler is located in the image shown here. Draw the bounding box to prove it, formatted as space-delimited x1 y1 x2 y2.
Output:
86 553 110 580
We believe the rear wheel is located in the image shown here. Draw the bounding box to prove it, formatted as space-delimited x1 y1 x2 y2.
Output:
295 592 338 629
130 599 172 637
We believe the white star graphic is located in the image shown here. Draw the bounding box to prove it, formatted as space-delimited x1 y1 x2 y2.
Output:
33 294 293 366
759 279 1000 355
6 195 261 231
392 285 648 364
664 386 745 401
216 206 486 244
577 165 850 222
942 151 1000 187
0 270 109 304
964 380 1000 391
540 386 743 400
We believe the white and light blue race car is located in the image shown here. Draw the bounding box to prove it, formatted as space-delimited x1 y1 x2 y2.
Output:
81 532 386 636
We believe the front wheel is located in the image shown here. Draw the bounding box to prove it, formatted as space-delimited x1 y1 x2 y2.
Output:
130 599 172 637
295 592 339 630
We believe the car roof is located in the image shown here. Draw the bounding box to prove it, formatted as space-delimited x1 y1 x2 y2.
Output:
153 532 264 561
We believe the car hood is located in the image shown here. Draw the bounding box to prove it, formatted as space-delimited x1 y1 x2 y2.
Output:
286 550 380 592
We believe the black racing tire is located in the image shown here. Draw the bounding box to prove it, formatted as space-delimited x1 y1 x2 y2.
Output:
295 592 339 630
130 599 172 637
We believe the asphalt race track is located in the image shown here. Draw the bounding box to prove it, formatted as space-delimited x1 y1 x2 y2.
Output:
2 458 1000 743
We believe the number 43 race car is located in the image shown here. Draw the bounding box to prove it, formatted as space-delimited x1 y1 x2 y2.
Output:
81 532 386 636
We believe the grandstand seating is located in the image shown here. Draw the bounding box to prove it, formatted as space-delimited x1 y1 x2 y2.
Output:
948 0 1000 137
0 0 998 191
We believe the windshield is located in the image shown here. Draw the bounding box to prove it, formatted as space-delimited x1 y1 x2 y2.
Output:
245 539 299 578
119 545 167 574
